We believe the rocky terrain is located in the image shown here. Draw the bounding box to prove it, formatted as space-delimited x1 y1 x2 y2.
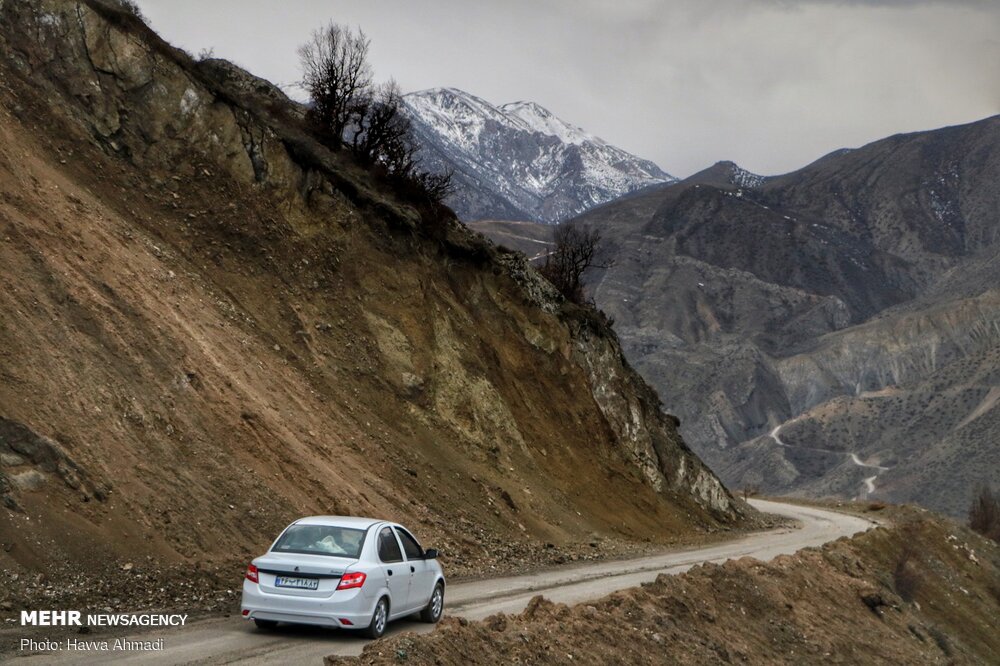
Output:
333 506 1000 665
0 0 750 611
403 88 674 223
473 119 1000 515
723 268 1000 516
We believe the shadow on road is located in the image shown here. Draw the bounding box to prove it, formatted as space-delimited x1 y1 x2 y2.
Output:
247 614 430 644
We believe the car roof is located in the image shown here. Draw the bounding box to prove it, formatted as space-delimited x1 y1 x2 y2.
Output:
292 516 387 529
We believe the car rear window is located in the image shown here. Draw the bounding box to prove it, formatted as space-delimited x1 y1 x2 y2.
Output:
271 525 366 558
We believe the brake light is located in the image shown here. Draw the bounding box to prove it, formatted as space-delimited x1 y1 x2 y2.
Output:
337 571 366 590
245 563 259 583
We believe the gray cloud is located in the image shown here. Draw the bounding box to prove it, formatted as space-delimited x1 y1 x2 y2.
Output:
136 0 998 177
766 1 993 6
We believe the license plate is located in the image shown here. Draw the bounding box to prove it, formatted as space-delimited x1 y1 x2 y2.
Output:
274 576 319 590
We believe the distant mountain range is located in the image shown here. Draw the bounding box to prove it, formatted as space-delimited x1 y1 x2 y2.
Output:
403 88 675 223
472 115 1000 517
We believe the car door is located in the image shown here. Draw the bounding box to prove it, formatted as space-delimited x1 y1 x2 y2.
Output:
395 526 434 611
376 526 410 616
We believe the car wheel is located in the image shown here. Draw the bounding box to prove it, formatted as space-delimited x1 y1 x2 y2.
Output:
420 583 444 623
364 597 389 639
253 619 278 630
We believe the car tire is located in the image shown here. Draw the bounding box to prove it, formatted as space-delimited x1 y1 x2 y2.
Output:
420 583 444 623
363 597 389 639
253 619 278 630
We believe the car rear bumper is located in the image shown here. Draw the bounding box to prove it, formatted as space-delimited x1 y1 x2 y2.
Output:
241 580 375 628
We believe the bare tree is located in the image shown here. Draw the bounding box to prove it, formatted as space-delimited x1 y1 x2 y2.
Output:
298 24 454 206
298 23 372 148
540 223 613 303
969 484 1000 543
352 81 415 174
349 81 454 202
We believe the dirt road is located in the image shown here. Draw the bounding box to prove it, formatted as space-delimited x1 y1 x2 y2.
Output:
12 499 874 665
770 424 892 498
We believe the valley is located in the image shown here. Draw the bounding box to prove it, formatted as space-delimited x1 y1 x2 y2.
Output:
470 118 1000 516
0 1 997 664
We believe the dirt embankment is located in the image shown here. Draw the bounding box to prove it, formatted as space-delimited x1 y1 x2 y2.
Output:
0 0 752 614
335 510 1000 665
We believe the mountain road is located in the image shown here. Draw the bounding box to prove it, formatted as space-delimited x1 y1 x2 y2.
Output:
13 499 875 665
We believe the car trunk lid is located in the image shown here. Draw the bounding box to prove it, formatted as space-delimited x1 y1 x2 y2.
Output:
253 553 357 598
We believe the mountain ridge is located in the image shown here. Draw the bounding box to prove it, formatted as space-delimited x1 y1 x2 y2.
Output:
471 113 1000 516
592 113 1000 514
403 87 675 223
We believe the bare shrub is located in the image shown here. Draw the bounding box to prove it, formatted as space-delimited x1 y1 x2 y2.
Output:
117 0 145 22
540 224 613 303
926 626 953 657
893 528 921 602
412 170 454 203
968 484 1000 543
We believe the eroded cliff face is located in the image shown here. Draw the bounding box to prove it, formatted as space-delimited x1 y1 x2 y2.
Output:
564 311 734 514
775 292 1000 416
0 0 741 579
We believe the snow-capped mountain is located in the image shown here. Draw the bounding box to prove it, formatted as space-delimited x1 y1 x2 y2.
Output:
403 88 676 223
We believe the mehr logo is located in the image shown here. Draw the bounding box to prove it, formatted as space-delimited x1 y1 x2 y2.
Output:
21 611 188 627
22 611 82 626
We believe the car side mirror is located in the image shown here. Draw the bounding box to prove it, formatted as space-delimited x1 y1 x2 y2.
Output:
423 548 439 560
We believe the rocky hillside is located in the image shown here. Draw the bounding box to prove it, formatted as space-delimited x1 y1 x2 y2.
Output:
337 507 1000 665
473 117 1000 516
0 0 747 591
403 88 675 223
723 251 1000 516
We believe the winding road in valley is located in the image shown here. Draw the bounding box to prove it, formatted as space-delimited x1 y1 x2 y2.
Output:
13 499 875 665
769 424 891 498
849 453 891 494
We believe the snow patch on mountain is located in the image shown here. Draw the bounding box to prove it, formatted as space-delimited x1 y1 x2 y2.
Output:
500 100 597 146
403 88 676 223
729 164 765 189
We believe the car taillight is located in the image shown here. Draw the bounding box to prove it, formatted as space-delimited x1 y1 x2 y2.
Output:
245 563 259 583
337 571 366 590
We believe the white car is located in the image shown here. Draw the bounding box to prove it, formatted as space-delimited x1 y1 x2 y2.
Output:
241 516 445 638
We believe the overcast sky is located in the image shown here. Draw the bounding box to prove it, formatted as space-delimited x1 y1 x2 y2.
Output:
136 0 998 177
